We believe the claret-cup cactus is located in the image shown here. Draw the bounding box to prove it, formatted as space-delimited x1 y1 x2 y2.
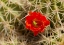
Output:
0 0 64 45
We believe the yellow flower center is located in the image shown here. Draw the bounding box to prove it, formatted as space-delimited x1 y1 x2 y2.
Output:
32 19 43 27
32 19 39 27
33 20 37 26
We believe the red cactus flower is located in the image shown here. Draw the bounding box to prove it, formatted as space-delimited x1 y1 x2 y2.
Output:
25 11 50 36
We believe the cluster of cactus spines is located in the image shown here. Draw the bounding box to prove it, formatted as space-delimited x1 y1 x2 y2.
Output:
0 0 64 45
